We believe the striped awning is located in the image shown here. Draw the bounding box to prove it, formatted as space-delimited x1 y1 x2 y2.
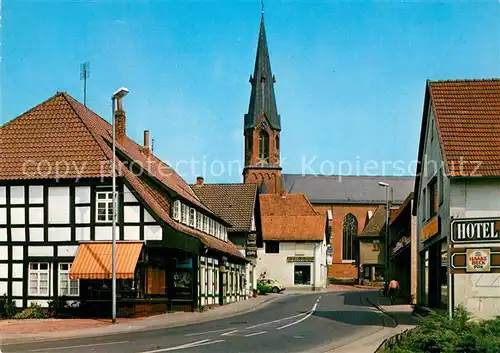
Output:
69 242 143 280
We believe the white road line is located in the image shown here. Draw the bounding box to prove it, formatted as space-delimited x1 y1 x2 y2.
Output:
221 329 239 336
245 312 307 329
184 328 234 337
139 339 214 353
276 302 318 331
244 331 267 337
26 341 130 352
188 340 225 348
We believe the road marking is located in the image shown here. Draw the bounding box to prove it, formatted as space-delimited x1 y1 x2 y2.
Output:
276 302 318 330
245 312 307 329
244 331 267 337
220 329 239 336
26 341 130 352
139 339 226 353
184 328 234 337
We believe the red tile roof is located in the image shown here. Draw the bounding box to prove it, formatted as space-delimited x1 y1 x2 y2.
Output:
259 193 325 241
0 92 245 260
429 79 500 177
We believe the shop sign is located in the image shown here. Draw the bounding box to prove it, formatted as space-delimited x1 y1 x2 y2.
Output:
246 249 257 258
327 247 333 255
286 256 314 263
451 218 500 244
421 216 440 242
327 255 333 265
466 249 491 272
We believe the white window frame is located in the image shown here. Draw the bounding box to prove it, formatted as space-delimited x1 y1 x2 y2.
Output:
196 211 202 230
216 223 220 239
189 208 196 228
172 200 181 221
29 262 50 296
181 204 189 225
58 263 79 296
203 215 209 233
209 219 215 236
96 191 115 223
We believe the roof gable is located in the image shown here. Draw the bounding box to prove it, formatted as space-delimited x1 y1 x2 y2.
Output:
259 193 317 216
359 205 386 237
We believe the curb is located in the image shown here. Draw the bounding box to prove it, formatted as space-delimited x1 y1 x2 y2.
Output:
0 294 289 346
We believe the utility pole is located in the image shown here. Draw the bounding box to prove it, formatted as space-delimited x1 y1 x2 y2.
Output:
80 62 90 106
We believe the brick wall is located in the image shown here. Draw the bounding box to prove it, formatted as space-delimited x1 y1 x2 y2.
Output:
313 204 379 279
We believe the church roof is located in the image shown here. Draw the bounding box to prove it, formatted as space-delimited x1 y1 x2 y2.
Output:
244 14 281 131
283 174 415 204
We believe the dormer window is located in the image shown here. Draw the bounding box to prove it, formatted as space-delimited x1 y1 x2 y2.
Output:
189 208 196 227
196 212 202 230
172 200 181 221
181 204 189 224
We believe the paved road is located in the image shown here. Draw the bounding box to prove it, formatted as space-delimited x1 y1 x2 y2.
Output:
3 291 390 353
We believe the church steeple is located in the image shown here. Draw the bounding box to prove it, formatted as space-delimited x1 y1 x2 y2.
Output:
242 10 282 194
244 13 281 131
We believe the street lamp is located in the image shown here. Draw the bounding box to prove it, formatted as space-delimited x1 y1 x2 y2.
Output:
111 87 129 324
378 181 392 285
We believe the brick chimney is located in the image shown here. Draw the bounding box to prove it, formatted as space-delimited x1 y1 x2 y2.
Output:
115 97 126 145
143 130 151 156
196 176 204 185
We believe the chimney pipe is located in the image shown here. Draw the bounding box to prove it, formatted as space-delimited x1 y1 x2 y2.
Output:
196 176 204 185
115 97 126 145
143 130 150 155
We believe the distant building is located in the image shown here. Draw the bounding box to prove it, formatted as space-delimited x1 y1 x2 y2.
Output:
413 79 500 318
256 193 328 290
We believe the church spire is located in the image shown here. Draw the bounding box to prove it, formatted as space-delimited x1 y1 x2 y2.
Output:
244 11 281 131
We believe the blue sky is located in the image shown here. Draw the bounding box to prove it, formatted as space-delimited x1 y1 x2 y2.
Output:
2 0 499 183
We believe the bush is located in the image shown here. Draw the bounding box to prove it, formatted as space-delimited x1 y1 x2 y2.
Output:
14 302 48 319
385 306 500 353
1 294 18 318
329 278 357 285
48 296 72 318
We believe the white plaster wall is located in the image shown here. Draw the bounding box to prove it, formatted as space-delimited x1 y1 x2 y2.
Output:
124 226 140 240
12 263 23 278
10 186 25 205
29 186 44 204
58 245 78 257
124 185 139 203
0 281 7 295
11 228 26 242
0 208 6 225
28 246 53 257
11 208 25 225
144 225 162 241
0 186 6 205
30 228 44 242
48 228 71 242
144 209 155 223
29 207 44 225
450 179 500 221
124 206 140 223
0 228 6 242
48 187 70 224
75 186 91 204
75 227 91 241
12 281 23 296
12 246 23 260
95 226 116 241
0 263 8 278
256 241 326 288
0 246 8 260
75 206 91 224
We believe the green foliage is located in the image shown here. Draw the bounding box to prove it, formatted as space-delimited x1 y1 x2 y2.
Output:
329 278 357 285
13 302 48 319
1 294 18 318
384 306 500 353
48 296 73 318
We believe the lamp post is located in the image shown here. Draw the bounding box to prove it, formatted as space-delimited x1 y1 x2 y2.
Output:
111 87 129 324
378 181 392 284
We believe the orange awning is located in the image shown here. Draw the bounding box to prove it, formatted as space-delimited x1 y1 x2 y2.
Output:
69 242 143 280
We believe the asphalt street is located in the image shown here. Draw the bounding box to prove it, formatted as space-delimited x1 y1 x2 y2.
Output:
3 291 390 353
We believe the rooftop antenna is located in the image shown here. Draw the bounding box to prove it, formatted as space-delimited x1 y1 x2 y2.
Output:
261 0 264 15
80 61 90 106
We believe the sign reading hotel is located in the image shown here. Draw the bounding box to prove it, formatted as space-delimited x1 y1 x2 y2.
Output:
451 218 500 244
466 248 491 272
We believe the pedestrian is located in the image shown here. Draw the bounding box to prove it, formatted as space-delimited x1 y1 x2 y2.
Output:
388 279 400 304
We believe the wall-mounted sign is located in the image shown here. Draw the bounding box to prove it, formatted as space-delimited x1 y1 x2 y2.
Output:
451 218 500 244
327 247 334 255
466 248 491 272
286 256 314 263
421 216 440 242
246 249 257 258
327 255 333 265
450 247 500 274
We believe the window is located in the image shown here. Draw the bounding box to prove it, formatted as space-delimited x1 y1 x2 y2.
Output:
172 200 181 221
342 213 358 261
29 263 50 296
189 208 196 228
96 191 114 222
209 219 215 236
265 241 279 253
258 131 269 163
438 169 444 205
181 204 189 224
428 178 438 217
216 223 220 239
203 215 209 233
372 240 381 251
294 265 311 285
196 211 202 230
275 135 280 150
59 263 79 296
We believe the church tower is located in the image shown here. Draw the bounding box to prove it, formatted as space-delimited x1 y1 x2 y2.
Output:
242 12 282 194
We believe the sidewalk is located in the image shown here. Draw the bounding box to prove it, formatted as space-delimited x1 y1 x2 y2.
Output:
0 293 286 345
322 292 421 353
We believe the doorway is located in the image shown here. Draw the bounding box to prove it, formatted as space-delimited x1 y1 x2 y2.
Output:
294 264 311 285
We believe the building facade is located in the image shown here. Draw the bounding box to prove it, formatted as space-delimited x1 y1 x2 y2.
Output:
255 193 328 290
413 79 500 318
0 92 248 316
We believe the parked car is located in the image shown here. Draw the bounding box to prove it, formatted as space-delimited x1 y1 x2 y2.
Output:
261 278 285 293
257 280 272 295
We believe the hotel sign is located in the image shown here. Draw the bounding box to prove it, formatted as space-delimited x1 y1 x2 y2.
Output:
451 218 500 244
450 247 500 274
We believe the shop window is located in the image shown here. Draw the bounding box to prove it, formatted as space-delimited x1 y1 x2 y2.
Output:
374 266 385 282
265 241 279 253
294 265 311 285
